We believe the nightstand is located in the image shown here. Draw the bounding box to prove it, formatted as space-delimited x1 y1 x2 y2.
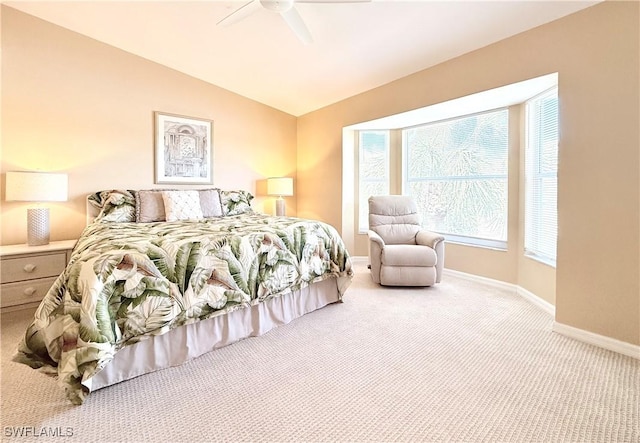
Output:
0 240 76 312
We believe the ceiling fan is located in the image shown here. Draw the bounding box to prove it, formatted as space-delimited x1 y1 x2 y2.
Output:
217 0 370 45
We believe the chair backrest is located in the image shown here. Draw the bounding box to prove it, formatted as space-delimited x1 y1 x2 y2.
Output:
368 195 421 245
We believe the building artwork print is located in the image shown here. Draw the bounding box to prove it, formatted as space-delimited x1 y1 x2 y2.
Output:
154 112 213 184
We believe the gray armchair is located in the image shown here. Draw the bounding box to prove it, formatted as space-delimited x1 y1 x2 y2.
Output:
368 195 445 286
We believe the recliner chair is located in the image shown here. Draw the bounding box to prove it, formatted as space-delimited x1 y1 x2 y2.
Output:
368 195 445 286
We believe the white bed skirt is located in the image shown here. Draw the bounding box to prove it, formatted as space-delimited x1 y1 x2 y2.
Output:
84 277 342 392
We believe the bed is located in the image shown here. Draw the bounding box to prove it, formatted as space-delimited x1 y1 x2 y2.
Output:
13 188 353 404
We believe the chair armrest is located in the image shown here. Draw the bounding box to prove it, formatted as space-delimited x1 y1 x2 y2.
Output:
367 230 385 247
416 230 444 249
416 230 445 284
367 230 385 284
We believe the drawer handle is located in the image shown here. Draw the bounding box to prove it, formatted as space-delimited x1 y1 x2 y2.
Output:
23 287 37 297
23 264 37 273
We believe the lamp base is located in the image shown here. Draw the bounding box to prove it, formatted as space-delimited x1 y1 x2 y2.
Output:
275 197 286 216
27 207 50 246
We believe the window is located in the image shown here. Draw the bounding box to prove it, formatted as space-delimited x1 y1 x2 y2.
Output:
403 109 509 248
349 73 558 255
358 131 389 232
525 88 558 265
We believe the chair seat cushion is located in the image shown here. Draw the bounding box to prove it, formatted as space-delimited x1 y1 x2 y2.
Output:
381 244 437 267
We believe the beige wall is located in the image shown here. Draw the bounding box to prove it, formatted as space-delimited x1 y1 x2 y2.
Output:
1 6 297 245
298 2 639 345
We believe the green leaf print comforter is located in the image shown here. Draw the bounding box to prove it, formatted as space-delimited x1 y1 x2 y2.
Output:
13 213 353 404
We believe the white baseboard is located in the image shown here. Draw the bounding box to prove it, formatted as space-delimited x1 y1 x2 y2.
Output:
553 322 640 360
443 268 638 359
516 286 555 316
443 268 554 316
443 268 517 293
350 256 368 265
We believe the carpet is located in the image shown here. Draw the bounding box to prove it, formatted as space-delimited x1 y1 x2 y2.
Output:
1 257 638 442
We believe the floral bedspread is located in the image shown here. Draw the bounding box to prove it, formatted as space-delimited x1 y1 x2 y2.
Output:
13 213 352 404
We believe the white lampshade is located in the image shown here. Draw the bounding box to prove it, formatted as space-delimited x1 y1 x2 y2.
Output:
6 171 68 202
5 171 68 246
267 177 293 197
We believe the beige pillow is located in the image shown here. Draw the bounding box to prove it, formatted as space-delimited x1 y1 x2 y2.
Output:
162 190 204 222
136 190 167 223
199 189 223 218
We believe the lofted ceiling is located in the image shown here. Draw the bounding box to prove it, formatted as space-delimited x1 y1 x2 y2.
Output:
6 0 600 116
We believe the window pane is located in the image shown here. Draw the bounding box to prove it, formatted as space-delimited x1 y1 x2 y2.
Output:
408 179 507 240
359 131 389 232
360 133 387 178
404 109 509 243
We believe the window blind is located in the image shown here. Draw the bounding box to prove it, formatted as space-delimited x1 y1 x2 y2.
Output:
525 88 558 265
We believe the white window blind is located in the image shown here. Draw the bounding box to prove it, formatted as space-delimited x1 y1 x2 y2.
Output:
403 109 509 247
358 131 389 232
525 88 558 265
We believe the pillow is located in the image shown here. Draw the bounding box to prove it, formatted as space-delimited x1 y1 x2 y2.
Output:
162 190 204 222
199 189 223 218
136 190 167 223
220 190 254 216
136 188 222 222
88 190 136 222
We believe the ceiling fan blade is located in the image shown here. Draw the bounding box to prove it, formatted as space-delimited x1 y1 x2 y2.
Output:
217 0 262 26
280 7 313 45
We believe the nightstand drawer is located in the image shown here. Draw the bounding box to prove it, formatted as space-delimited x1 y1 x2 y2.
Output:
1 252 67 284
1 277 58 308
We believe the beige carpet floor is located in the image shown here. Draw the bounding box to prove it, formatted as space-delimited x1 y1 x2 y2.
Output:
1 257 638 442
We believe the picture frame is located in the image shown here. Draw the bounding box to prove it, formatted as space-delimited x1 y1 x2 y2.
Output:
154 112 213 185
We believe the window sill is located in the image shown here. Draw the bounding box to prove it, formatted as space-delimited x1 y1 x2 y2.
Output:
444 234 507 251
524 252 556 268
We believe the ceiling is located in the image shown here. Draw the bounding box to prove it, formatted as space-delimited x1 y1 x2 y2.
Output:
6 0 600 116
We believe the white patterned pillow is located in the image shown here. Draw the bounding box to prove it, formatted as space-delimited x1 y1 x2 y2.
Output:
161 190 204 222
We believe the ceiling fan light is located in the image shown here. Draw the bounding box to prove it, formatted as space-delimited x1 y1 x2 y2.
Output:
260 0 294 13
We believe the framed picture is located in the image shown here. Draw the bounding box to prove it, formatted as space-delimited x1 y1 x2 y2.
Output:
154 112 213 184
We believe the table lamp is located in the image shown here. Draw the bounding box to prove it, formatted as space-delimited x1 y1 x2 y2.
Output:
267 177 293 216
5 171 68 246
